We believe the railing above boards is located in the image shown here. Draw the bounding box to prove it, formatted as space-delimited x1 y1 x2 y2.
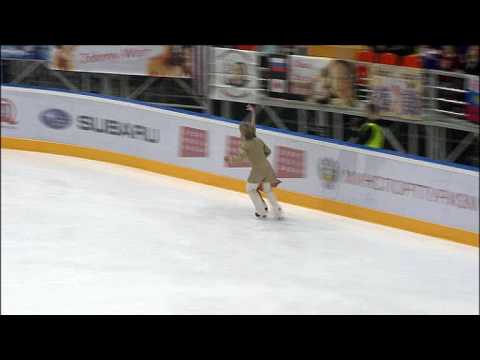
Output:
208 49 479 129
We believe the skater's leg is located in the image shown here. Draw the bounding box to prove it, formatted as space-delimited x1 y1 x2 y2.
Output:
263 182 283 219
246 183 267 217
256 189 268 212
256 179 268 211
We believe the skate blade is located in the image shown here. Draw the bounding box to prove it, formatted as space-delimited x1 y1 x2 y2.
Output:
255 213 267 219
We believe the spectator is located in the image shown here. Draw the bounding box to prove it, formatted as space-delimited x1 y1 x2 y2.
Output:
370 45 387 54
439 46 461 72
464 45 479 76
418 45 440 69
389 45 415 57
370 45 414 57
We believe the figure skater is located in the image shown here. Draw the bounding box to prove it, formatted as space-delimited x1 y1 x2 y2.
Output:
225 104 283 219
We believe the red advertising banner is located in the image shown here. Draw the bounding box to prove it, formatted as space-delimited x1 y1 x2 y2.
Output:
1 98 17 127
179 126 208 157
225 136 251 167
275 146 305 178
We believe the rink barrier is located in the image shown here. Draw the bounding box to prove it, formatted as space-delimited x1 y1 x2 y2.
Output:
2 136 478 248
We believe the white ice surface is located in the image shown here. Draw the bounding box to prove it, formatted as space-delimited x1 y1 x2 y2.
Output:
1 149 479 315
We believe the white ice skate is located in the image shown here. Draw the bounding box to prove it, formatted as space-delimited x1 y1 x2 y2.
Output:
258 189 268 212
272 207 284 220
255 212 267 219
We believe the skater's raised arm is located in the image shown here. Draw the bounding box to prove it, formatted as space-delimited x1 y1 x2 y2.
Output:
246 104 256 130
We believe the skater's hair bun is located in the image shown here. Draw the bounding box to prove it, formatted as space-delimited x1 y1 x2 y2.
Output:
239 123 255 140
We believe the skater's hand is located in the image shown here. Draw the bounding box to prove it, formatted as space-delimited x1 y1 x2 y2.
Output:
246 104 254 112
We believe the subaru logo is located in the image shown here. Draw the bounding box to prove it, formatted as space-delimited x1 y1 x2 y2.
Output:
39 109 72 129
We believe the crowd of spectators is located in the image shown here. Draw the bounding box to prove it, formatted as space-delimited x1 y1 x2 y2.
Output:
370 45 479 75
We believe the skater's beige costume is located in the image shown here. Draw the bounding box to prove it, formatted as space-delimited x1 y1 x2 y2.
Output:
228 118 283 219
229 137 277 184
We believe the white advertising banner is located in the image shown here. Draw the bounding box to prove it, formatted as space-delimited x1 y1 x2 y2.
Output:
288 55 360 108
289 56 330 96
209 48 259 103
2 85 478 233
370 64 423 120
48 45 193 78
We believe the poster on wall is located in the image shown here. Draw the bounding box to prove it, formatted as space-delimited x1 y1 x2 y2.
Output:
209 48 259 104
465 75 479 123
288 55 359 108
369 64 423 120
48 45 193 78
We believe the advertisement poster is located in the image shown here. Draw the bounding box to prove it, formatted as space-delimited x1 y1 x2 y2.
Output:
210 48 259 103
369 64 423 120
48 45 192 78
288 55 358 108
